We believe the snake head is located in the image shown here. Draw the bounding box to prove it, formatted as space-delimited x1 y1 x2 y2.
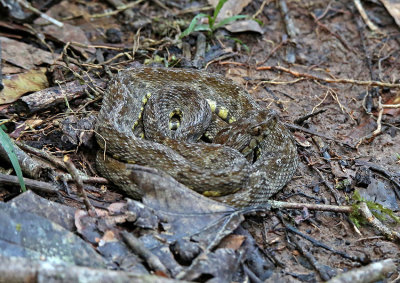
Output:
213 110 278 158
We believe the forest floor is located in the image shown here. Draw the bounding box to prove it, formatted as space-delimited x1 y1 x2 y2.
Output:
0 0 399 282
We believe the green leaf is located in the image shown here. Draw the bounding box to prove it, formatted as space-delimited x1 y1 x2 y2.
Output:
213 0 229 21
0 126 26 192
367 200 400 223
213 15 248 30
226 36 250 52
194 24 212 32
252 18 263 26
350 190 400 227
179 13 208 39
207 15 214 29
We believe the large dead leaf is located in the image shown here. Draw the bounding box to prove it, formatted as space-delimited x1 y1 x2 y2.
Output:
208 0 252 21
36 23 95 57
0 202 105 268
0 68 48 104
207 0 262 34
0 37 57 70
9 191 76 231
226 19 264 34
127 165 241 245
359 179 399 211
33 0 96 56
380 0 400 27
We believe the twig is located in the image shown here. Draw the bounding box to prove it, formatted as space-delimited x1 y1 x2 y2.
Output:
268 200 352 213
17 0 64 27
277 212 363 262
256 39 287 66
356 17 376 81
68 42 125 51
14 141 109 185
121 231 169 275
253 0 271 18
353 0 379 32
358 202 400 241
152 0 173 14
263 87 284 109
92 0 144 18
18 78 105 114
285 123 355 148
0 255 176 283
303 155 342 205
15 141 68 171
316 1 333 20
256 65 400 88
0 139 47 179
64 155 96 215
289 234 331 281
242 265 263 283
294 173 398 243
294 109 327 124
254 77 306 86
174 5 213 16
381 102 400 109
279 0 298 38
310 12 353 52
0 172 57 195
327 258 396 283
356 97 400 148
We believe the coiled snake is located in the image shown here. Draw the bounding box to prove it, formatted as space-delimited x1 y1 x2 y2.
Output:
95 67 298 207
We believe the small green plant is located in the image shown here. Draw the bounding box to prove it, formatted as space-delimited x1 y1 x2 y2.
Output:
0 124 26 192
180 0 247 38
349 190 400 227
226 36 249 52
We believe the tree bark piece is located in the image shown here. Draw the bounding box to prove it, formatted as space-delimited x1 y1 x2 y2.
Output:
15 79 105 114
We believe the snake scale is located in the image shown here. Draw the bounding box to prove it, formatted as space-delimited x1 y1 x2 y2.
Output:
95 67 299 207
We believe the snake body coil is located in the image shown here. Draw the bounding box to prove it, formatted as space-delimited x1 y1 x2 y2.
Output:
95 67 298 207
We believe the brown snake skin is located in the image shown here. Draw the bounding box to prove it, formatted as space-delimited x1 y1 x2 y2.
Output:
95 67 299 207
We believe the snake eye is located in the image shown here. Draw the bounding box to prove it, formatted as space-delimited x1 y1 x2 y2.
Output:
251 126 262 136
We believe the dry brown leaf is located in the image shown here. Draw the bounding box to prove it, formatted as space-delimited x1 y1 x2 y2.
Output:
218 234 246 250
0 68 49 104
225 19 264 34
380 0 400 27
33 0 96 56
1 37 57 70
25 119 44 129
208 0 251 21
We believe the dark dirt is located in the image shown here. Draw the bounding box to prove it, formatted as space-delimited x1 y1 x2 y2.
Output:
1 0 400 282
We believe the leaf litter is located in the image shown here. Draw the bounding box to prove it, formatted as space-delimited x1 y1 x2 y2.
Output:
0 0 399 282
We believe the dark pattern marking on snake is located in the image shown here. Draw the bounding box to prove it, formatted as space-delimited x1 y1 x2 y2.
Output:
95 67 299 207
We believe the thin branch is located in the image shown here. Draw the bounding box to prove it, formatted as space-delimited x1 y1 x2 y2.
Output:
0 172 57 194
91 0 144 18
268 200 352 213
17 0 64 27
256 65 400 88
353 0 379 32
358 202 400 241
64 155 96 215
121 231 169 275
